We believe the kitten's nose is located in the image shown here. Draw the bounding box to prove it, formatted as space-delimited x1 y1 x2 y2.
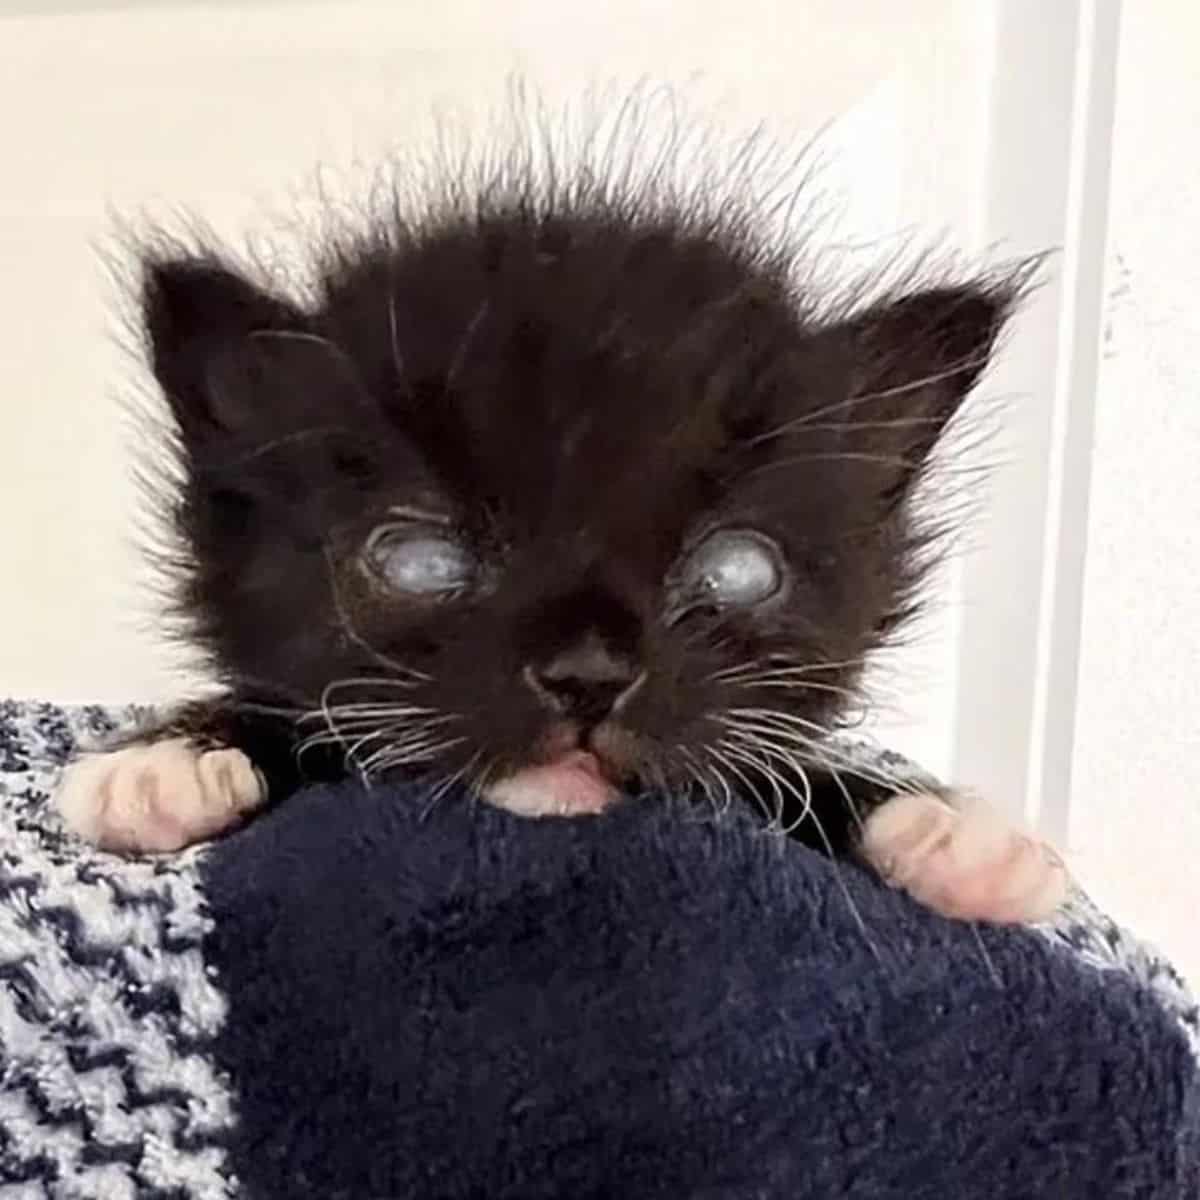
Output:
525 637 645 722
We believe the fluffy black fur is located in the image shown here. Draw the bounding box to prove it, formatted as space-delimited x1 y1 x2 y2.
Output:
127 126 1030 852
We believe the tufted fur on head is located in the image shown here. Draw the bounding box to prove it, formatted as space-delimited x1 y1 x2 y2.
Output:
130 110 1035 814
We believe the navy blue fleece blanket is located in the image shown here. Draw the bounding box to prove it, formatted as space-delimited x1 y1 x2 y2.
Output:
1 702 1198 1198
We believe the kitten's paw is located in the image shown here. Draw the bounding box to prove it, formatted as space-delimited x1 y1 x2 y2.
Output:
859 790 1067 924
55 738 267 854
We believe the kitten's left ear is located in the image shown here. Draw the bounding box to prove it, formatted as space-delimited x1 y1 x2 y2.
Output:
839 275 1026 498
142 256 309 437
141 255 368 448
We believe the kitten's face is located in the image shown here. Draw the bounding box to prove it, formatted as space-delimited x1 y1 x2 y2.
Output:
143 207 1016 804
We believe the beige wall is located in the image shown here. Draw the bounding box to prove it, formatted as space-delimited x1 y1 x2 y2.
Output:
1069 2 1200 986
0 0 970 719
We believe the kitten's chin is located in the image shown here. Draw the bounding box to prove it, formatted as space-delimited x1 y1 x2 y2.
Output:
483 751 621 818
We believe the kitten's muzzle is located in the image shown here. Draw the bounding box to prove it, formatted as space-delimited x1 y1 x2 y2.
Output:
523 639 647 724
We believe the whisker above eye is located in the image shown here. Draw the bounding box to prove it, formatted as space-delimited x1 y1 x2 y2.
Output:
321 548 435 680
387 292 405 381
706 657 868 684
446 299 491 387
746 452 993 480
723 667 862 684
772 415 950 436
745 352 996 448
729 677 865 704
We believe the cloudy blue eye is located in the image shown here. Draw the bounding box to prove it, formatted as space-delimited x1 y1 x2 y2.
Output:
675 530 784 610
364 526 475 596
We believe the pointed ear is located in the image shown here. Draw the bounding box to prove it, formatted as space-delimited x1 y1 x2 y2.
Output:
141 256 363 444
841 276 1025 498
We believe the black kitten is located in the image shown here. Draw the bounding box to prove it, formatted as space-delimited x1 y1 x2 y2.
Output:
55 127 1049 912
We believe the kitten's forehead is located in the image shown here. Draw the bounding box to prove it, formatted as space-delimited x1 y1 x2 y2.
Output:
334 214 817 554
331 213 801 403
304 207 1013 587
437 395 715 560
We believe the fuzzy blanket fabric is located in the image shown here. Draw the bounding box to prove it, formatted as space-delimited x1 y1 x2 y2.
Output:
1 701 1198 1199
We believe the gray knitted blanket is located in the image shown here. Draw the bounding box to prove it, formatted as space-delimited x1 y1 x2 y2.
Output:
1 699 1197 1198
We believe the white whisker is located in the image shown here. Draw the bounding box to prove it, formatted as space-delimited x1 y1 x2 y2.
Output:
446 299 490 386
730 677 865 706
810 753 867 841
355 724 462 766
676 746 723 818
718 739 786 829
707 656 868 684
322 547 430 678
249 328 340 352
419 751 482 820
749 451 990 479
746 351 994 447
719 712 921 799
387 292 405 379
705 743 773 825
715 726 882 962
364 737 468 779
469 756 501 803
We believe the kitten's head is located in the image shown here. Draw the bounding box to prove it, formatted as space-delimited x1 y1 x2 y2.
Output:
139 174 1025 812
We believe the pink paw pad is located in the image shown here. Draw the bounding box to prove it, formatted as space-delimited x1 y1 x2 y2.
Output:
859 790 1068 924
55 738 267 854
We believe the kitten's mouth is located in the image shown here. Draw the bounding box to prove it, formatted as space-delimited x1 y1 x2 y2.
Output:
482 722 633 818
483 749 620 818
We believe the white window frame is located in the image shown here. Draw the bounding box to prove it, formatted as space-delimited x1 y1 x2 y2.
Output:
952 0 1122 843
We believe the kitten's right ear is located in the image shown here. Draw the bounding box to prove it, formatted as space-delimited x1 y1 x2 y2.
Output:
141 256 308 439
